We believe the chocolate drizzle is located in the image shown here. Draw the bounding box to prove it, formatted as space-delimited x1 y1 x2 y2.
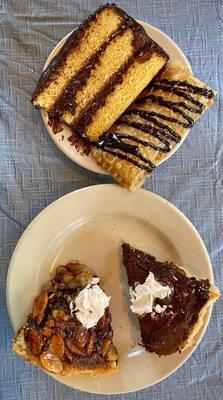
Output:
94 132 155 172
95 76 215 172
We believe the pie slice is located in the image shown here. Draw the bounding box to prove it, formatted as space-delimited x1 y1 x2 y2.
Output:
93 61 216 191
32 4 168 146
122 243 220 356
12 261 118 375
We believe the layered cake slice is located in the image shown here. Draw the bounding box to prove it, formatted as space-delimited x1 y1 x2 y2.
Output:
32 4 169 143
13 261 117 375
93 61 216 191
122 243 219 356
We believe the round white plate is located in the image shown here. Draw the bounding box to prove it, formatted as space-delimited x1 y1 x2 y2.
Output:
41 21 192 175
7 184 214 394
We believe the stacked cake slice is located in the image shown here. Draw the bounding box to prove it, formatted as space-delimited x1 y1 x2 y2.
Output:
32 4 169 142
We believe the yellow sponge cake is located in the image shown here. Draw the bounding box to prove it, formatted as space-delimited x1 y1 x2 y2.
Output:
32 3 169 142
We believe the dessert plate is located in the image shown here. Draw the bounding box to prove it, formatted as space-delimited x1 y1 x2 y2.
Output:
7 184 214 394
40 21 192 175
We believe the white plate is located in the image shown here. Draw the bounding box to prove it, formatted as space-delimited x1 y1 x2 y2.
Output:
7 184 214 394
41 21 192 175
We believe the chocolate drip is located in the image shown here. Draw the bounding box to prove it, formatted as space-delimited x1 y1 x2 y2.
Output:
96 77 214 173
117 118 172 152
151 79 215 99
122 109 181 142
136 94 194 128
94 132 155 173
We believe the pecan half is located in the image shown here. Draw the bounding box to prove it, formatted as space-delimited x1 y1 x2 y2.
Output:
28 329 44 357
40 351 63 373
32 293 48 325
65 339 86 356
49 333 65 359
64 347 73 364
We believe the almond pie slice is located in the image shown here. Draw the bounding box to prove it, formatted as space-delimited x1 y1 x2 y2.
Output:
93 61 216 191
122 243 219 356
12 261 118 375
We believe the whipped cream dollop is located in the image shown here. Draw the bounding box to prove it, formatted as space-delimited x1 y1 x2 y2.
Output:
75 278 110 329
130 272 171 316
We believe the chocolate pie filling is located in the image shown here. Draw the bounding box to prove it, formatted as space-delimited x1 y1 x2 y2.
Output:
122 243 211 355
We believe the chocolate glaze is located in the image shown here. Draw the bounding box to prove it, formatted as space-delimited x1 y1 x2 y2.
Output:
123 109 181 141
136 94 194 128
122 243 211 356
93 132 155 172
98 76 214 173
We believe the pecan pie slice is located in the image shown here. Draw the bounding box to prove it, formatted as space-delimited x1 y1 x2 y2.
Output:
122 243 220 356
12 261 118 375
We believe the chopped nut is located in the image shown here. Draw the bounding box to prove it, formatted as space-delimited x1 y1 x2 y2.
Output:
72 270 93 286
105 346 117 361
28 329 44 357
45 319 55 328
74 324 89 348
109 360 117 369
52 310 69 321
32 293 48 325
49 333 65 359
66 339 86 356
40 351 63 373
42 327 53 338
86 333 95 355
62 274 75 284
66 262 86 275
101 339 111 357
64 347 73 364
56 266 68 275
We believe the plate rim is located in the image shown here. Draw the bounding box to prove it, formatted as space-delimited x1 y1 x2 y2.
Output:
7 184 214 394
41 20 192 175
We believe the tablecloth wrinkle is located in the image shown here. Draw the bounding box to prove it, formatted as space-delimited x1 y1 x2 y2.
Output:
0 1 222 399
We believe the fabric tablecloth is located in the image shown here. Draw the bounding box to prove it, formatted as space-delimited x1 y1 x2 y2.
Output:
1 0 222 399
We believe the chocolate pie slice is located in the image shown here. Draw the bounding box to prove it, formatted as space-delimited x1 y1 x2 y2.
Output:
12 261 117 375
122 243 219 356
93 61 216 191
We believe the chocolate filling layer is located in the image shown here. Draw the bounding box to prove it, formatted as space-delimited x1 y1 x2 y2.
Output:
122 243 211 356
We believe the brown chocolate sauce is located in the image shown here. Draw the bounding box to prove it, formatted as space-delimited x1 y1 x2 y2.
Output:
122 243 211 356
94 132 155 173
96 77 214 173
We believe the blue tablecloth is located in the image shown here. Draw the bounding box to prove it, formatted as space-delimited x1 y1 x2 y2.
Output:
1 1 222 399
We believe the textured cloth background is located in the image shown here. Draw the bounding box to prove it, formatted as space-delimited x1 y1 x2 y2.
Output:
0 0 222 399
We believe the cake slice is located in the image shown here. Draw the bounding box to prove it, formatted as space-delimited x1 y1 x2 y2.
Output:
12 261 117 375
32 3 169 143
93 61 216 191
122 243 219 356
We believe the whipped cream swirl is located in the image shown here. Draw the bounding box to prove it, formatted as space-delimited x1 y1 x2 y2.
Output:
130 272 171 315
75 278 110 329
